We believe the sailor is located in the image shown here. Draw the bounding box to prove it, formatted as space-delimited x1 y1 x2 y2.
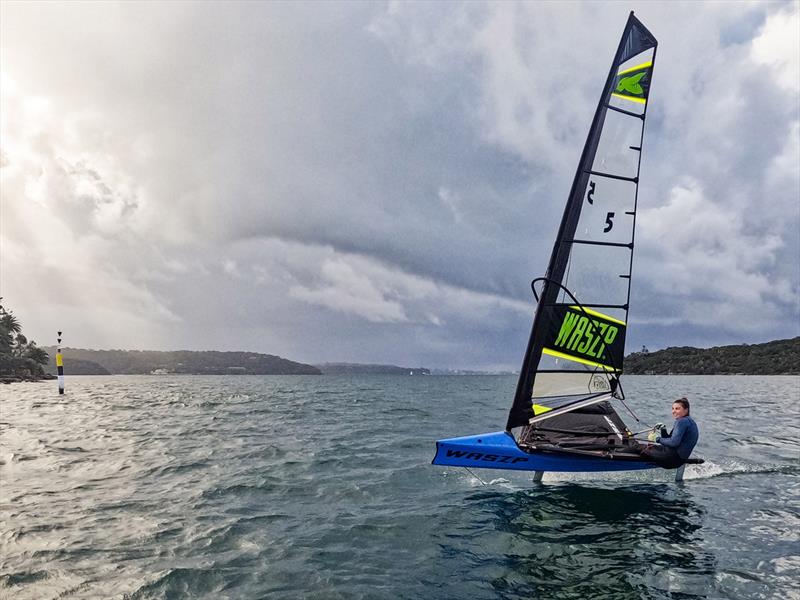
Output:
641 397 699 469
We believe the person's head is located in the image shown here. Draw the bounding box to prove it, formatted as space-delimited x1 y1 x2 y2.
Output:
672 397 690 418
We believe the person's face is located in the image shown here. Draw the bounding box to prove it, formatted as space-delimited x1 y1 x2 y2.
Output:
672 402 688 419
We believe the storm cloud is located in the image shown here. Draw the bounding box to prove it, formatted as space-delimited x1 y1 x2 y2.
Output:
2 1 797 369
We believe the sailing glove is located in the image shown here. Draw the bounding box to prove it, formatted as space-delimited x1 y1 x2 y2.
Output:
648 423 665 443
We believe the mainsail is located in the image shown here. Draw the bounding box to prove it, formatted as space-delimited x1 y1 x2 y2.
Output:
507 12 657 434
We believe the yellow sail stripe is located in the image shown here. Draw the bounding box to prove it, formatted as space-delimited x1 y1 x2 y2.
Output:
611 92 647 105
532 403 553 416
542 347 620 372
568 305 626 326
617 60 653 76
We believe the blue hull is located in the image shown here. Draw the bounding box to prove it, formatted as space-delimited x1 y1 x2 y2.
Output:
432 431 657 473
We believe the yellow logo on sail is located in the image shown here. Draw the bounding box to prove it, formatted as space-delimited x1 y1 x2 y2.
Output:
543 305 625 371
611 60 652 105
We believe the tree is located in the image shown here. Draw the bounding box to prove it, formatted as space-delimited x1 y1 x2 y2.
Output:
0 325 12 353
0 310 21 335
0 299 49 380
0 299 20 354
13 333 28 356
26 343 49 366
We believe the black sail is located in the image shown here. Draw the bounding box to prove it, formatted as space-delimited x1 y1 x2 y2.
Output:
507 12 657 431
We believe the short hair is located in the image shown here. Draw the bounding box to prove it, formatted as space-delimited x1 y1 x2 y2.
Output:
673 397 690 412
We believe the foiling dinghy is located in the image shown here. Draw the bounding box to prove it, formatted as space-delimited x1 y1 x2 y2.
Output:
432 12 703 482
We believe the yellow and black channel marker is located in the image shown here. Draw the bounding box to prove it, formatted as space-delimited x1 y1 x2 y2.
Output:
57 331 64 394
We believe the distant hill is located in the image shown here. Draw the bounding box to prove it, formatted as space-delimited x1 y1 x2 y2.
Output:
430 369 518 375
625 337 799 375
316 363 430 375
43 348 321 376
44 356 110 375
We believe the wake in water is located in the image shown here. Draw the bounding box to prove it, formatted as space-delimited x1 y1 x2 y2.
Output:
682 459 800 481
448 457 800 489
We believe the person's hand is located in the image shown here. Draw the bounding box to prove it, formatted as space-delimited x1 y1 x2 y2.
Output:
647 423 664 443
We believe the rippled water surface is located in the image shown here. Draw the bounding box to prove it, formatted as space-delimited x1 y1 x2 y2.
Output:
1 375 798 599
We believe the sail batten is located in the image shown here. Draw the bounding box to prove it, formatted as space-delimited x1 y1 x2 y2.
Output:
607 104 644 119
585 170 638 183
541 303 628 310
570 239 633 248
507 11 657 431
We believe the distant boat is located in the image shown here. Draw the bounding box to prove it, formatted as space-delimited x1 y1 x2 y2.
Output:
432 12 702 479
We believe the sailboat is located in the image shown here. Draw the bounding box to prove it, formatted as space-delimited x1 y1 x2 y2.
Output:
432 12 702 479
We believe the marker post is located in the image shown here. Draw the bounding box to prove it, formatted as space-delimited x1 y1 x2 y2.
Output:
57 331 64 394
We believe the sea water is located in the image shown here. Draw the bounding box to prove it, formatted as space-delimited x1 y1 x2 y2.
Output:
1 375 798 599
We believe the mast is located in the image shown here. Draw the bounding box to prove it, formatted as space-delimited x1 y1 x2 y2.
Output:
507 12 657 430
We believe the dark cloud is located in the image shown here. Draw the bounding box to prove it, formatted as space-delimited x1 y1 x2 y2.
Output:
1 2 797 368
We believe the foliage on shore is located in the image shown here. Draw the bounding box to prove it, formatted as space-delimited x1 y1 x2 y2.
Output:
0 299 51 383
625 337 800 375
315 363 430 375
42 347 321 376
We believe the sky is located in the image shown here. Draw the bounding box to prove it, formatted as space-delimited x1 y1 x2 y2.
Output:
1 1 798 370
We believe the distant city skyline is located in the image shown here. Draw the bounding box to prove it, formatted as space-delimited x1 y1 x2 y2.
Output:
2 2 798 369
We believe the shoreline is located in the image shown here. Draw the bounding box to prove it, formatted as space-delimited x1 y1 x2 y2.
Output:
1 374 57 384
